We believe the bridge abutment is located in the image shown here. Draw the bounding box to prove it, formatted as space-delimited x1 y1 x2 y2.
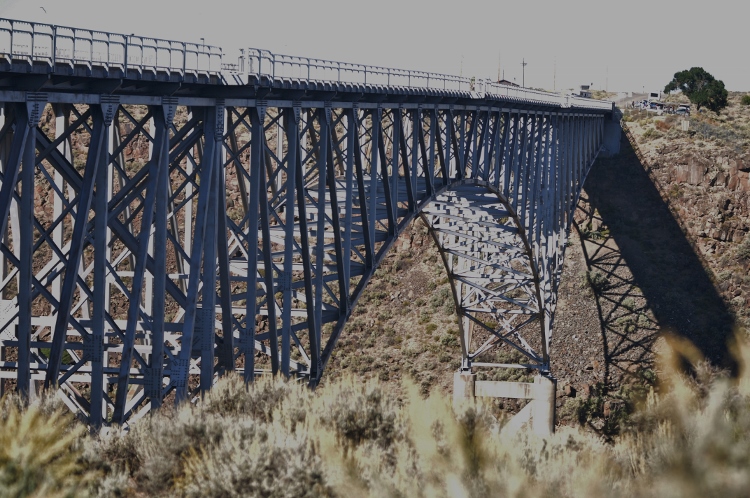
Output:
600 113 622 157
453 372 556 436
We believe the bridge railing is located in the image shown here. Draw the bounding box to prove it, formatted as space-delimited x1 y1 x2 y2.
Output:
0 18 223 78
244 48 474 92
241 47 613 111
483 81 614 111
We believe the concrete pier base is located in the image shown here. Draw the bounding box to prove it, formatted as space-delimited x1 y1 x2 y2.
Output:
453 372 556 437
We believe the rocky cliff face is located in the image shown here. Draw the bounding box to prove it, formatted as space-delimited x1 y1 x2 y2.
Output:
625 94 750 330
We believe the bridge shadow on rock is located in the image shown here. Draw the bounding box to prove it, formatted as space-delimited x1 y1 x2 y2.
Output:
579 135 738 376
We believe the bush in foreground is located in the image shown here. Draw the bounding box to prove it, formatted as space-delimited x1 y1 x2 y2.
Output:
0 395 91 498
4 335 750 497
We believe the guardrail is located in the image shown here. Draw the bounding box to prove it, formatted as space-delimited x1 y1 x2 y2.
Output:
0 18 223 77
483 81 614 110
240 48 613 111
243 48 475 92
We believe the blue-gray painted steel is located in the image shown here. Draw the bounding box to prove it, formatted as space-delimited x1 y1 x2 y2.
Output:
0 16 611 427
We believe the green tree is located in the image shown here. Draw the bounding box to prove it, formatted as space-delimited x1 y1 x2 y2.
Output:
664 67 728 113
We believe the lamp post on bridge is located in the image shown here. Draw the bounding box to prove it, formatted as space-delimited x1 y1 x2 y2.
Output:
521 58 527 88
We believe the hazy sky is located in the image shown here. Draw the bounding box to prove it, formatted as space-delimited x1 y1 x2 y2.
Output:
1 0 747 93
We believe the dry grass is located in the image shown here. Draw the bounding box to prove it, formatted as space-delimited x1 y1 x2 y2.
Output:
3 335 750 497
0 394 91 498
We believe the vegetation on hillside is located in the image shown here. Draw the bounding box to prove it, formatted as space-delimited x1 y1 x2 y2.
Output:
1 335 750 497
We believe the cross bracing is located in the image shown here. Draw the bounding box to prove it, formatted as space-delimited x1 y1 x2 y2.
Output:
0 17 612 427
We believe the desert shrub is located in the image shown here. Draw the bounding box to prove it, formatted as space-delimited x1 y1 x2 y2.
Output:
580 221 610 240
691 121 742 142
642 128 663 140
585 270 611 293
315 379 401 451
11 336 750 498
621 297 637 311
0 395 90 498
199 373 296 422
741 95 750 106
177 425 332 498
655 120 671 132
738 234 750 261
429 286 452 309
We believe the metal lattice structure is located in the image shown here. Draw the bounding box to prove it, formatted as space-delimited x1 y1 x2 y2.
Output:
0 17 613 427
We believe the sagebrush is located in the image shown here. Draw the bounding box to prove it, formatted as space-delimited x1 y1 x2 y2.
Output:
2 336 750 497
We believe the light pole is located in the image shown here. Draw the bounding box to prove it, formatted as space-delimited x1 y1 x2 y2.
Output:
521 58 527 88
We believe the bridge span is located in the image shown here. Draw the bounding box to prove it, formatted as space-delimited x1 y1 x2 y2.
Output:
0 18 617 427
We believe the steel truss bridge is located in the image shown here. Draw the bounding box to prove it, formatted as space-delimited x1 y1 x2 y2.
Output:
0 18 614 426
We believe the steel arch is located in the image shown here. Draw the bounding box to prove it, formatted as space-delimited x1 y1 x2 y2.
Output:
423 181 546 373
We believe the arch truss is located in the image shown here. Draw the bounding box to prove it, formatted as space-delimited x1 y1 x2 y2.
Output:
0 90 607 426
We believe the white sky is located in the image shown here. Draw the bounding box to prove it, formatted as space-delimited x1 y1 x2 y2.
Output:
1 0 747 93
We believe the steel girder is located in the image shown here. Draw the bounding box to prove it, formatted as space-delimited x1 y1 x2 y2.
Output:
0 92 604 427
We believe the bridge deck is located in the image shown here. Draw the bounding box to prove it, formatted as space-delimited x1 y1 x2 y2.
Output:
0 17 612 113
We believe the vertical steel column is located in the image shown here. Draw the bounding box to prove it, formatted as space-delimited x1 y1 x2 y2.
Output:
175 106 219 403
390 107 401 225
441 109 452 181
485 110 500 183
377 112 396 235
17 100 39 397
312 107 329 367
352 109 374 270
398 110 416 212
294 115 318 380
113 102 166 422
257 106 279 375
503 113 518 197
495 112 510 190
200 115 220 392
90 100 119 426
543 114 557 344
368 108 381 258
215 124 234 375
323 107 346 317
519 114 536 229
46 102 107 388
409 108 419 207
529 114 545 245
0 104 6 397
148 100 174 410
471 111 483 179
464 111 477 177
457 111 466 178
426 107 436 195
511 113 527 213
280 106 300 377
342 106 355 306
243 103 265 382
